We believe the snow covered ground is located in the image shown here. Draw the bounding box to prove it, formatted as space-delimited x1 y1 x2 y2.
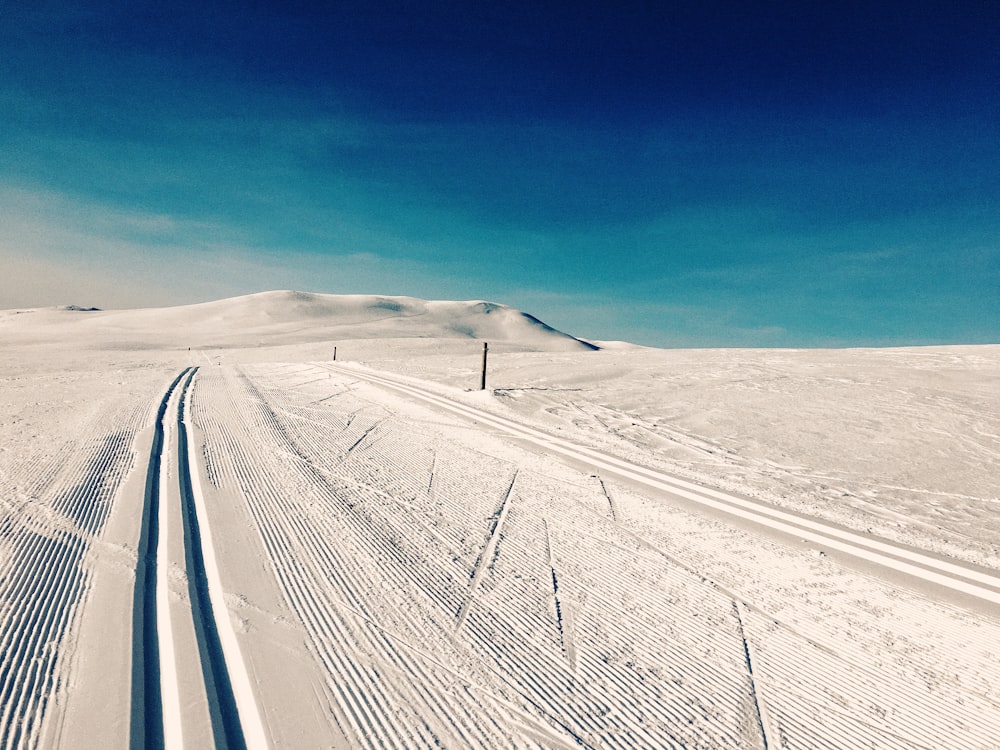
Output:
1 292 998 749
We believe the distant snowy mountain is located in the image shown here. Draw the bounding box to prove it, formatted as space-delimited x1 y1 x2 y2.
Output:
6 290 599 351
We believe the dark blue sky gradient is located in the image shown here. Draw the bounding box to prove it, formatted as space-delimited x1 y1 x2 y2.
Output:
2 1 998 346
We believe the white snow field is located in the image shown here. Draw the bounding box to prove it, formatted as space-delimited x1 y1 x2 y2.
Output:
1 291 998 749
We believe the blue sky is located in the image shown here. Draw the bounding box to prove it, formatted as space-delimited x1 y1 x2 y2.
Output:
2 1 998 347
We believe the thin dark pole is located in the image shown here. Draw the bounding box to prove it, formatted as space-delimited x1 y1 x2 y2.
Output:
333 346 337 361
480 342 488 390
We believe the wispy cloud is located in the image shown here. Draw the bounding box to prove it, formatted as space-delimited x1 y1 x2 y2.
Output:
3 2 999 346
0 182 467 309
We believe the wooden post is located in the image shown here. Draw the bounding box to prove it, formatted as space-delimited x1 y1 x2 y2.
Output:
480 342 488 391
333 346 337 361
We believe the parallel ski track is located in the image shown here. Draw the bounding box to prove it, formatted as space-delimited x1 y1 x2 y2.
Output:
130 368 189 750
178 369 269 750
131 367 267 750
326 363 1000 607
313 362 1000 749
175 367 245 750
0 395 148 749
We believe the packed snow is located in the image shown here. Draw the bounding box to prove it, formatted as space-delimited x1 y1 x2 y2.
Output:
1 291 998 749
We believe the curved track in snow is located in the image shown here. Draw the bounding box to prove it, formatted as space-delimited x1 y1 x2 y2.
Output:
327 364 1000 609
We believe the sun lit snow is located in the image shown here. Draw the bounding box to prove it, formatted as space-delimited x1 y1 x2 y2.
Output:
1 292 998 749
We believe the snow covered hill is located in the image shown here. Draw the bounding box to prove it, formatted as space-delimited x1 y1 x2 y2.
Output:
1 290 599 352
4 289 999 749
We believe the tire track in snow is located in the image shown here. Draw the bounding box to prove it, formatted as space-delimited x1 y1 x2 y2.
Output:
131 368 268 750
326 364 1000 609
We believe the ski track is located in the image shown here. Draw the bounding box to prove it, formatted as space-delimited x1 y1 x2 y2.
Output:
129 367 268 750
0 387 153 749
6 358 996 747
331 365 1000 603
187 361 1000 749
178 371 269 750
131 367 191 750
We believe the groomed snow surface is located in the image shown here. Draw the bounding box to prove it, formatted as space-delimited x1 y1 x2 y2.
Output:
1 293 999 749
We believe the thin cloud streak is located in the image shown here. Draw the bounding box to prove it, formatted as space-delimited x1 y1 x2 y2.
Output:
2 2 999 346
